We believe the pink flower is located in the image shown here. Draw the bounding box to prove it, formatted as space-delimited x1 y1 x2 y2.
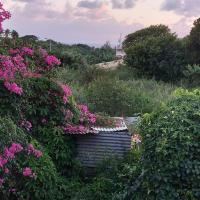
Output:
9 188 16 193
61 84 72 104
0 156 7 168
23 167 32 177
0 3 11 33
9 143 23 154
45 55 61 66
4 82 23 95
34 150 43 158
4 148 15 159
23 167 36 178
21 47 34 56
20 120 32 131
78 104 96 124
0 178 4 186
9 48 20 55
27 144 43 158
63 124 88 134
4 168 9 174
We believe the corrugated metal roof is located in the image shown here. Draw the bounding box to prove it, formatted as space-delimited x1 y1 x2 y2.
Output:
90 117 128 134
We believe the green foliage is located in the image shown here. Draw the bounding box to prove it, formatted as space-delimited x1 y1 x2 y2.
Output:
20 77 67 128
20 141 61 200
124 28 186 82
126 89 200 200
86 77 139 116
123 25 172 49
0 117 28 150
74 150 142 200
0 117 69 200
86 77 175 116
37 126 77 176
183 64 200 87
187 18 200 64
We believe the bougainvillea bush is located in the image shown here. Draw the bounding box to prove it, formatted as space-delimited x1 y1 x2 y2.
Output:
0 3 98 199
0 117 68 200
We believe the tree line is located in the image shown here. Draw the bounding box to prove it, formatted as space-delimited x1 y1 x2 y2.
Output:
123 18 200 84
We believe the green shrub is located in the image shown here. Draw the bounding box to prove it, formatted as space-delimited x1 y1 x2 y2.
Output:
126 89 200 200
0 117 28 148
86 77 174 116
0 117 67 200
124 25 186 82
86 78 138 116
37 126 77 176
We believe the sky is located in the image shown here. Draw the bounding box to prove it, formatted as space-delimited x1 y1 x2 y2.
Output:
2 0 200 46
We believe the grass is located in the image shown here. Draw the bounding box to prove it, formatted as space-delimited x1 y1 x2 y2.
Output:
54 65 176 116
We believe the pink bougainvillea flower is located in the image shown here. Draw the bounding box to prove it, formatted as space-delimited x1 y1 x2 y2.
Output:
45 55 61 66
27 144 43 158
0 3 11 33
61 84 72 104
78 104 96 124
21 47 34 56
4 82 23 95
63 124 88 134
0 178 4 186
9 188 16 193
4 168 9 174
20 120 32 131
23 167 37 178
0 156 7 168
23 167 33 177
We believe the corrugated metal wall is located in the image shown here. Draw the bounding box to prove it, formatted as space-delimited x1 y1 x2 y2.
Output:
75 131 131 167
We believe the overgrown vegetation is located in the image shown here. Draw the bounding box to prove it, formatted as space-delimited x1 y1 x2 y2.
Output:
1 2 200 200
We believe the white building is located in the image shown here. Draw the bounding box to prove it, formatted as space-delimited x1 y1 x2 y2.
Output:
116 34 126 59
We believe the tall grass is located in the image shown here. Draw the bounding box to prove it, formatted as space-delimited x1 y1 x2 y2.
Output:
54 65 176 116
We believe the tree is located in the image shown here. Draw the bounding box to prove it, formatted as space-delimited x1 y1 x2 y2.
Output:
124 25 186 82
4 28 10 38
11 30 19 46
11 30 19 39
187 18 200 64
123 25 173 49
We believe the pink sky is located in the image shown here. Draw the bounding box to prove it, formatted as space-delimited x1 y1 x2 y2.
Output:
2 0 200 45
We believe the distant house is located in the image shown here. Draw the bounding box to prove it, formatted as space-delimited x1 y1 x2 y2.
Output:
75 117 138 168
116 34 126 59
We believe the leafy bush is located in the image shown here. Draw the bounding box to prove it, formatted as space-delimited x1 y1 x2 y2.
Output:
183 64 200 87
124 25 186 82
126 89 200 200
37 126 77 175
0 117 65 200
74 150 142 200
0 117 27 148
86 77 175 116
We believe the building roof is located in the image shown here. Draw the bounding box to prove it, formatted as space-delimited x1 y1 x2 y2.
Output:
89 117 128 134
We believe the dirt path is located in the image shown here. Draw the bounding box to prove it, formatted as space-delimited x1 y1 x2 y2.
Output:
96 59 124 70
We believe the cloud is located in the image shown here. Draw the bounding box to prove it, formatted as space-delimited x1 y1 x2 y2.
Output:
111 0 137 9
12 0 35 2
10 0 74 21
77 0 103 9
4 0 143 44
161 0 200 17
75 5 110 21
170 17 191 37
